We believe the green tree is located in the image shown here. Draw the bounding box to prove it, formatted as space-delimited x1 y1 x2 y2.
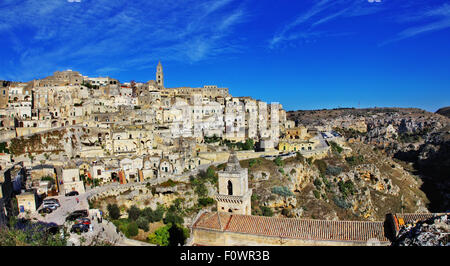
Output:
194 182 208 197
205 167 217 184
198 197 214 207
148 225 170 246
127 205 141 221
127 222 139 237
242 139 254 150
164 211 184 225
168 223 190 246
136 216 149 232
0 220 67 246
107 203 121 220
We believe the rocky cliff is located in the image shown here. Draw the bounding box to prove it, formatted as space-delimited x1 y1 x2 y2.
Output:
392 214 449 246
287 107 450 213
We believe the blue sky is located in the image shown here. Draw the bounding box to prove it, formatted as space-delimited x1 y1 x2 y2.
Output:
1 0 450 112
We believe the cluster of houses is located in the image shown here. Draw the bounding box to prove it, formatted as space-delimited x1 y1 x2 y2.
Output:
0 61 327 226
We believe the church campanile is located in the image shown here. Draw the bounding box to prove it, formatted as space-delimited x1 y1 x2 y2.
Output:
156 61 164 88
215 150 252 215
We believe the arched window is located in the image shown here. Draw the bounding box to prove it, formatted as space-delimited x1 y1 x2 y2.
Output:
227 180 233 195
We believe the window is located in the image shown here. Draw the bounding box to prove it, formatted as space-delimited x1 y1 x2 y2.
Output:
227 180 233 195
97 169 101 176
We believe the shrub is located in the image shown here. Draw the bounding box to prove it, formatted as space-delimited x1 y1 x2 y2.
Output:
326 166 342 176
127 222 139 237
281 208 293 218
322 177 332 191
345 155 364 166
313 178 322 188
160 179 177 187
242 139 254 150
249 159 258 168
274 156 284 167
329 141 343 154
205 167 217 184
0 219 67 246
333 196 351 209
260 206 274 217
314 159 327 176
194 182 208 197
127 205 141 221
0 142 9 153
271 186 294 197
198 197 214 207
148 225 170 246
107 204 120 220
338 180 356 198
136 217 149 232
313 190 320 199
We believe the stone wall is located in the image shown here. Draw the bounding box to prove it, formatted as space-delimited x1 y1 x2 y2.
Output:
16 127 52 137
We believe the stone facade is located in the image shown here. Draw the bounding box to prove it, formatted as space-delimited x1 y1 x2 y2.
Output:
215 151 252 215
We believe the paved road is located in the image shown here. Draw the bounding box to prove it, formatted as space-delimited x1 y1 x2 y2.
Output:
28 177 176 245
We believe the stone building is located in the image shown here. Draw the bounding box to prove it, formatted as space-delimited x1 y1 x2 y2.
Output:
57 166 85 195
215 151 252 215
16 191 37 214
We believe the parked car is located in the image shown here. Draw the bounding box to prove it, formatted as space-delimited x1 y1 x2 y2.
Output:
66 212 84 222
72 209 89 217
43 198 60 205
43 203 59 210
38 207 53 214
65 209 89 222
65 191 79 197
70 223 89 233
76 217 91 225
43 201 60 208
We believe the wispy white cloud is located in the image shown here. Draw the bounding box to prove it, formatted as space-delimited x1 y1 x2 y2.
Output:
0 0 248 81
269 0 450 49
380 3 450 46
269 0 381 48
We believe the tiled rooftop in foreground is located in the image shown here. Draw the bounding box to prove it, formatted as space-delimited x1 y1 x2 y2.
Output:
193 212 390 243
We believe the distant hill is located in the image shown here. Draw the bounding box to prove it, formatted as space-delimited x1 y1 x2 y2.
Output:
436 107 450 118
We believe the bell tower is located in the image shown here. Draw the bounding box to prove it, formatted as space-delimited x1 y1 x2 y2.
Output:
215 150 252 215
156 61 164 88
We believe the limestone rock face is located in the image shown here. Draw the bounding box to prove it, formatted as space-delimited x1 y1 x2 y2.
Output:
265 195 297 209
253 171 270 181
393 215 450 246
288 163 317 191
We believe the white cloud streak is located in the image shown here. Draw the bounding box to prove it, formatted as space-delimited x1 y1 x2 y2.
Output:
0 0 248 81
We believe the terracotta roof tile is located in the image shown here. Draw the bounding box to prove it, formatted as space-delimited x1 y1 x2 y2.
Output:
193 212 389 243
395 213 448 224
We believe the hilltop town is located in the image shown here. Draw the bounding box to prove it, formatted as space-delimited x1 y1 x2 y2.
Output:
0 62 448 246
